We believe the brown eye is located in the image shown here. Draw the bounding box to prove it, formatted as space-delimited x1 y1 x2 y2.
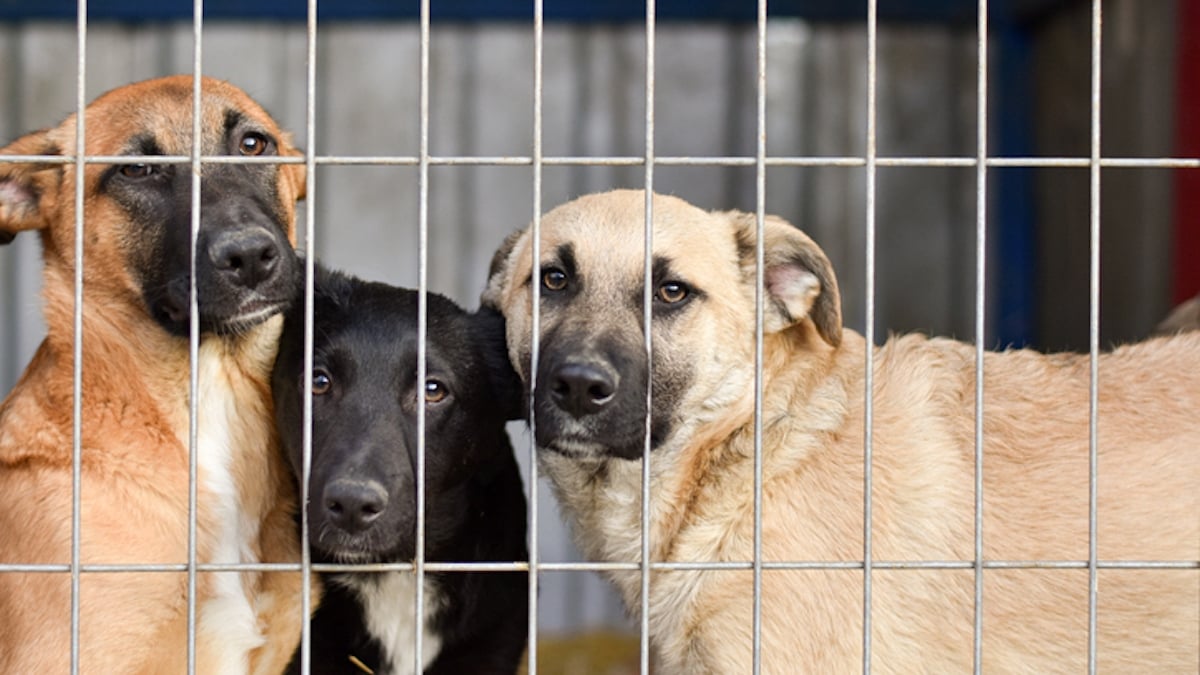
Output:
657 281 689 304
542 269 567 292
312 369 332 395
119 163 154 178
239 132 269 156
425 379 448 403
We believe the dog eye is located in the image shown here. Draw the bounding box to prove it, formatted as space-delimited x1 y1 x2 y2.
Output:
311 369 332 396
424 379 448 403
239 132 270 156
542 268 568 292
657 281 689 304
119 163 154 179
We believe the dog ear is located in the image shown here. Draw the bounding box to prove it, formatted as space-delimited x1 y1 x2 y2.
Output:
279 134 307 203
731 211 843 347
473 305 526 421
0 128 62 245
481 228 525 310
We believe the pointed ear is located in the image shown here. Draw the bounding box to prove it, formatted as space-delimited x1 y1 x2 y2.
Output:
731 211 843 347
481 228 525 310
473 305 526 421
279 134 306 203
0 128 62 245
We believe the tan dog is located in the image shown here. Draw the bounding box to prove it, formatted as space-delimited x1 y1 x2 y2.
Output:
0 76 312 673
1156 295 1200 335
483 189 1199 672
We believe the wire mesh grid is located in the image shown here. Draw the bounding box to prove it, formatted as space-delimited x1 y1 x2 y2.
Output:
0 1 1196 674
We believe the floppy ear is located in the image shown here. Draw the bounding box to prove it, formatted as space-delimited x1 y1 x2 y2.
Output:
472 305 526 421
280 135 307 203
731 211 843 347
0 128 62 245
481 228 525 310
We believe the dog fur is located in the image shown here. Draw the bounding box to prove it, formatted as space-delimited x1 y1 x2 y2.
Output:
273 265 528 674
483 189 1200 673
0 76 311 673
1156 295 1200 335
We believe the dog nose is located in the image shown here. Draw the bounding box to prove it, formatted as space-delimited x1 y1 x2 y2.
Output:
207 227 281 290
550 362 616 418
323 479 388 534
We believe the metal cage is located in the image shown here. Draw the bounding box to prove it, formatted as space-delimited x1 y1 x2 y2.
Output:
0 1 1196 674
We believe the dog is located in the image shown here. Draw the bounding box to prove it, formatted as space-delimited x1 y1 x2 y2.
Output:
482 189 1200 673
1156 294 1200 335
0 76 312 673
273 265 529 674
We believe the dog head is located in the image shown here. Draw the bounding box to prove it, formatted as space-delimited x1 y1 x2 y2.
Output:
273 265 523 563
0 75 306 336
483 189 841 461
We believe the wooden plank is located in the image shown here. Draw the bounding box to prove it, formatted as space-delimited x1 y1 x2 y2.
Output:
875 28 973 340
312 25 421 289
1099 0 1177 339
1034 0 1177 349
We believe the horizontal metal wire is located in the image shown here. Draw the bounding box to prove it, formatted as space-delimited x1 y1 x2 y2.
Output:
2 154 1198 168
3 559 1194 574
0 154 307 164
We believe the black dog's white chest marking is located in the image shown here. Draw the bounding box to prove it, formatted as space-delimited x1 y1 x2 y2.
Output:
341 572 444 675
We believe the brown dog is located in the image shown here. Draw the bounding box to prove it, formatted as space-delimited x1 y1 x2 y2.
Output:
0 76 311 673
483 189 1199 672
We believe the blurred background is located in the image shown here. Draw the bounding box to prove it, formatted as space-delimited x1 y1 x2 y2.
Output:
0 1 1194 671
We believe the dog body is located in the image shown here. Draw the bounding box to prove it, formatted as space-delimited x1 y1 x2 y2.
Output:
0 76 310 673
273 266 529 674
1156 294 1200 334
484 189 1200 672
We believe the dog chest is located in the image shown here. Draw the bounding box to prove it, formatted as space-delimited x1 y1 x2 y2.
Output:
341 572 445 675
188 345 273 670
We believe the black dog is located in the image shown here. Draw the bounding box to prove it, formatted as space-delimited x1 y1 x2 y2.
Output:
273 265 529 674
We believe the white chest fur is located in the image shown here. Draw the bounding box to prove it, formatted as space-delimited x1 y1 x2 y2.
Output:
189 344 268 673
343 572 445 675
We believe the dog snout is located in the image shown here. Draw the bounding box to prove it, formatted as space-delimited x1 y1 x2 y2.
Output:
322 478 389 534
549 361 618 418
207 227 283 290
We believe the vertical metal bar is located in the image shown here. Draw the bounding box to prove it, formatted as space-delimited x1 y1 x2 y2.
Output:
186 2 204 672
863 0 878 672
298 0 319 672
415 0 432 671
973 1 989 672
1087 1 1102 672
751 0 767 673
70 1 87 672
529 2 544 671
640 2 656 674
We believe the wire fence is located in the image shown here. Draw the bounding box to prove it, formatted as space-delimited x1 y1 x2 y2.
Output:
0 1 1196 674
